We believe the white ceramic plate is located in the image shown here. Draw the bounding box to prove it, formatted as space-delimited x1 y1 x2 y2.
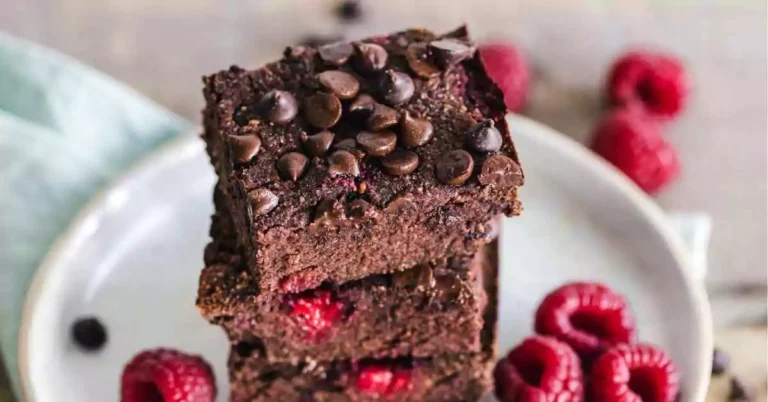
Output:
19 115 712 402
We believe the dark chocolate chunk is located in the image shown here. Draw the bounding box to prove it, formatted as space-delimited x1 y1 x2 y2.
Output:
318 42 354 65
428 38 476 68
259 90 299 124
381 150 419 176
349 94 377 114
353 42 388 73
328 150 360 176
356 131 397 156
478 155 522 188
301 131 335 156
729 376 753 401
317 70 360 100
405 43 440 78
277 152 309 181
228 134 262 164
304 92 343 129
712 347 730 376
250 189 279 216
436 150 474 185
313 199 346 227
71 317 107 351
366 103 399 131
466 120 502 152
393 264 436 290
400 111 434 148
380 69 415 106
334 138 366 159
335 0 362 22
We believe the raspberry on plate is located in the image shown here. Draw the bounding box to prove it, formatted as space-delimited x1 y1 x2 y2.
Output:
591 110 680 194
590 344 680 402
121 348 216 402
494 335 584 402
535 282 636 362
479 43 530 112
606 51 688 119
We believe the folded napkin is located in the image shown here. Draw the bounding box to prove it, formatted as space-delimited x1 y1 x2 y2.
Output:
0 34 711 398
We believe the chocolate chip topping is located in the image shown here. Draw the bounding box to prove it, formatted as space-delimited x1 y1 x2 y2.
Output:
405 43 440 78
317 70 360 100
301 131 335 156
366 103 399 131
318 42 354 66
304 92 342 129
258 90 299 124
381 150 419 176
436 150 474 185
349 94 377 114
478 155 522 188
356 130 397 156
353 42 388 73
312 199 345 227
466 119 503 152
400 111 434 148
249 189 279 216
228 134 262 164
328 150 360 177
380 69 415 106
277 152 309 181
428 38 476 68
393 264 436 290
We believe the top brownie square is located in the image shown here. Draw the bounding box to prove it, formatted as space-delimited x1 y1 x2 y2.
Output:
202 26 523 294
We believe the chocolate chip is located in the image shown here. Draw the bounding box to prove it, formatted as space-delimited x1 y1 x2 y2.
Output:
466 120 503 152
349 94 377 114
304 92 342 129
353 42 388 73
249 189 279 216
277 152 309 181
228 134 262 164
428 38 476 68
393 265 435 290
405 43 440 78
317 70 360 100
712 348 730 376
400 111 434 148
381 150 419 176
313 199 346 226
478 155 523 188
436 150 474 185
356 130 397 156
729 377 753 401
259 90 299 124
301 131 335 156
71 317 107 351
318 42 354 65
328 150 360 176
348 199 378 221
366 103 399 131
380 69 415 106
335 0 362 22
333 138 365 158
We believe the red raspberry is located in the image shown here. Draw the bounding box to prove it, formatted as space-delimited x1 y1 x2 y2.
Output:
494 335 584 402
590 344 679 402
120 348 216 402
286 289 345 340
355 363 413 396
479 43 530 112
591 110 680 194
606 51 688 119
535 282 636 363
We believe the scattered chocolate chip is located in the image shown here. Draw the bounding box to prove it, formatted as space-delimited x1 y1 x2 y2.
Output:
71 317 107 351
466 120 503 152
428 38 476 68
348 199 378 221
317 41 354 65
335 0 362 22
349 94 377 114
313 199 346 226
381 150 419 176
712 347 730 376
405 43 440 78
380 69 415 106
249 189 279 216
729 376 753 401
366 103 399 131
277 152 309 181
328 150 360 177
478 155 523 187
433 275 469 300
356 130 397 156
393 265 436 290
400 111 434 148
436 150 474 185
304 92 343 129
334 138 358 151
353 42 388 73
258 90 299 124
228 134 262 164
317 70 360 100
301 131 335 156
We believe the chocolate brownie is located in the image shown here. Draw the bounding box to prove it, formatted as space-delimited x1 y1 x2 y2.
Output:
202 25 523 294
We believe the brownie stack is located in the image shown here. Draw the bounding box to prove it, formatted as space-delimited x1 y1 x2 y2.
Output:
196 25 523 401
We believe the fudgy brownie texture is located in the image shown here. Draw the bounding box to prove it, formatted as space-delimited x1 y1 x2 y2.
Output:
202 25 522 295
197 197 496 362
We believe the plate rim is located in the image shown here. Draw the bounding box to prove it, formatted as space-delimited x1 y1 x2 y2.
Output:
18 114 712 401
